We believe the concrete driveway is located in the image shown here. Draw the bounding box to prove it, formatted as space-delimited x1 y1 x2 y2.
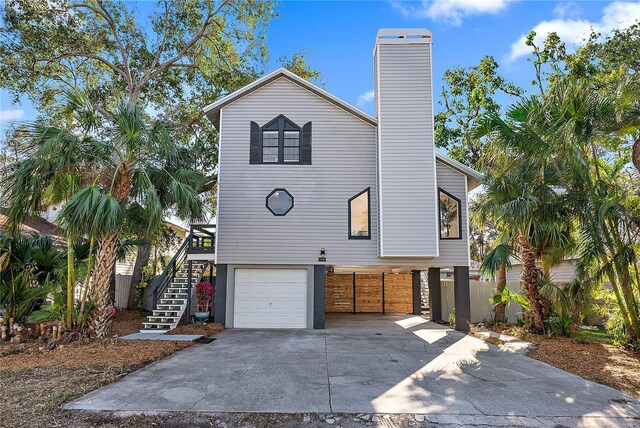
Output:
66 314 640 426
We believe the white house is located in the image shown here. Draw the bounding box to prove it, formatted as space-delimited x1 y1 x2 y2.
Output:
190 28 481 332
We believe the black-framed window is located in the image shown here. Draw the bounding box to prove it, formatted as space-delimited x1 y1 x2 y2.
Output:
250 115 312 165
261 130 279 163
439 188 461 239
348 188 370 239
266 188 294 216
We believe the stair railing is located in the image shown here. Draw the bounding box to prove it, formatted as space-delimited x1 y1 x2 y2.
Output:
189 224 216 253
145 234 191 310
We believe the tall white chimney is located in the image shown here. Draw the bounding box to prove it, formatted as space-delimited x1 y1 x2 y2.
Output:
374 28 438 258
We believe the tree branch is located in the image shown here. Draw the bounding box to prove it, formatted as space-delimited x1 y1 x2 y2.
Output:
95 0 133 88
34 52 128 81
144 1 230 84
148 0 172 74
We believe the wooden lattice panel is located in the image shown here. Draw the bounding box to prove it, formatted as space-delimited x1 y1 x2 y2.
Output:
383 273 413 314
325 272 354 312
355 274 383 313
325 273 412 314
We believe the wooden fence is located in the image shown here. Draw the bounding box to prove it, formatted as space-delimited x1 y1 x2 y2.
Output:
114 274 133 308
440 280 524 323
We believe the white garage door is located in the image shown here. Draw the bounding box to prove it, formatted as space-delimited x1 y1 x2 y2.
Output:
233 268 308 328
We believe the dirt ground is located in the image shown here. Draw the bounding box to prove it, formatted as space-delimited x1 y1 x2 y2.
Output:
479 324 640 398
108 308 225 337
0 310 217 371
0 310 226 427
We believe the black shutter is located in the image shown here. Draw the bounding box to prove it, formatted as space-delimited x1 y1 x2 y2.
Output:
250 121 261 164
301 122 312 165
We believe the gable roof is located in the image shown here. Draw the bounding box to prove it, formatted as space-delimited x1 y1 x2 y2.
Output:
435 152 483 189
202 68 483 188
202 68 377 129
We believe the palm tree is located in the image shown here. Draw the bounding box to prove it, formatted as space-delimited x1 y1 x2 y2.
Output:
1 91 205 337
481 162 570 331
480 242 513 323
539 79 640 342
470 193 510 322
477 99 573 332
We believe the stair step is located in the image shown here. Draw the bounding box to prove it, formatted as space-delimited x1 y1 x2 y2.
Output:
163 292 188 298
167 287 187 293
148 316 181 322
156 309 182 317
159 299 187 304
143 321 177 327
157 304 184 310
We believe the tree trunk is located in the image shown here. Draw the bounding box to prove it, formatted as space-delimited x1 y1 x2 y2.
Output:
65 238 74 329
632 134 640 175
87 162 132 337
494 263 507 323
87 230 119 338
519 234 544 332
78 236 95 323
128 241 151 309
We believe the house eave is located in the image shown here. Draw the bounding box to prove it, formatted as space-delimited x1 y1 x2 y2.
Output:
203 68 378 130
435 152 483 189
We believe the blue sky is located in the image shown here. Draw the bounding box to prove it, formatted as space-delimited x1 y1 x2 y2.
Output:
2 0 640 132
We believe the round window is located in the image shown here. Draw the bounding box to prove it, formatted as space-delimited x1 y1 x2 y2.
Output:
266 189 294 216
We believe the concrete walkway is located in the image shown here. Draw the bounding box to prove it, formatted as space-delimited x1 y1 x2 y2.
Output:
119 332 203 341
65 314 640 426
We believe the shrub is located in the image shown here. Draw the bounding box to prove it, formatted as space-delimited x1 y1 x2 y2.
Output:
195 281 214 310
544 312 578 337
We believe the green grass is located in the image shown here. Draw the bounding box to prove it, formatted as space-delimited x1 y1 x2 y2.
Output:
576 326 614 344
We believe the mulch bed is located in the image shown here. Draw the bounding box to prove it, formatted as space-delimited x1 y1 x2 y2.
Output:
478 324 640 398
0 309 204 371
0 310 226 427
171 321 224 336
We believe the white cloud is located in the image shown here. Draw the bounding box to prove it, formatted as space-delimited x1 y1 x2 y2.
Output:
0 108 25 122
391 0 511 26
357 90 375 107
553 2 581 19
508 1 640 62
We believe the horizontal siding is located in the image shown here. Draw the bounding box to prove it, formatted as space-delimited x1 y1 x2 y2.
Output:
116 258 135 275
217 77 380 265
217 76 470 269
376 42 438 257
507 260 577 283
435 160 470 267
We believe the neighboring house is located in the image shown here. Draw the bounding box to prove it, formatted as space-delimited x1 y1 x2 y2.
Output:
441 261 483 280
0 207 66 245
42 204 199 309
43 204 190 276
200 28 482 331
506 259 579 284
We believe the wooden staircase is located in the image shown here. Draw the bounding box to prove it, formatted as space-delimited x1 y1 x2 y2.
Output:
140 261 209 333
421 280 430 317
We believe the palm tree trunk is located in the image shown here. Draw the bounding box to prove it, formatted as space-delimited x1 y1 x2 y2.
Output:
519 234 544 332
541 255 551 283
127 241 150 309
88 230 119 338
605 219 640 340
79 236 95 323
65 238 74 329
88 163 132 337
494 263 507 323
